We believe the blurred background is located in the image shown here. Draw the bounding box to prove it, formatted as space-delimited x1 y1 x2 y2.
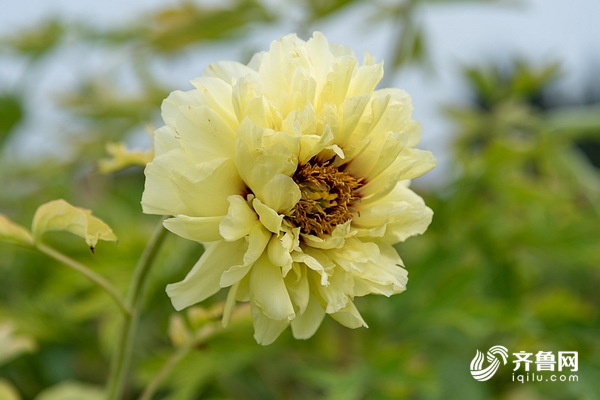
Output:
1 0 599 399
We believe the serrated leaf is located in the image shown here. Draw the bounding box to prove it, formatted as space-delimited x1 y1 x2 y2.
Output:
0 214 34 246
31 199 117 250
34 381 104 400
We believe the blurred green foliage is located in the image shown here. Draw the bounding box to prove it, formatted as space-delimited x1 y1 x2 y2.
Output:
1 1 600 399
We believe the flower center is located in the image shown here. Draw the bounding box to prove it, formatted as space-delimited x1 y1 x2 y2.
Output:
287 160 362 238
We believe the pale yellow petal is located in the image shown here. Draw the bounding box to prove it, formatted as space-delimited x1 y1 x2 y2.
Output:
141 148 191 215
312 266 352 313
292 250 330 286
190 77 237 130
328 237 380 272
222 281 239 328
267 234 293 269
318 56 357 108
220 223 271 287
175 105 236 162
219 195 258 241
250 254 295 322
163 215 223 243
171 157 244 217
251 303 289 346
203 61 259 83
284 263 309 313
153 125 180 157
291 294 325 339
353 242 408 297
354 182 433 243
257 175 300 215
252 198 283 234
235 119 298 197
335 94 370 147
161 89 207 128
298 125 334 164
357 148 436 203
330 301 368 329
166 239 247 311
344 132 407 181
347 61 383 97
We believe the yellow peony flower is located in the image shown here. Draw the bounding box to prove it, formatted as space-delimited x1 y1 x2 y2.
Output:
142 32 435 345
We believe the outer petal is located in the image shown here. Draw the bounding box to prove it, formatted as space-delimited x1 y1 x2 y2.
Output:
250 254 295 322
190 77 237 130
163 215 223 243
354 182 434 244
357 148 436 203
175 105 236 162
313 266 352 314
154 125 181 157
161 89 207 128
171 158 244 217
330 301 368 329
251 303 289 346
166 239 247 311
204 61 260 83
141 148 191 216
353 242 408 297
291 294 325 339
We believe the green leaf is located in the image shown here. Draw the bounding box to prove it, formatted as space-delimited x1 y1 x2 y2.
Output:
34 381 104 400
0 93 24 146
0 214 34 246
31 199 117 250
0 322 36 367
1 19 64 59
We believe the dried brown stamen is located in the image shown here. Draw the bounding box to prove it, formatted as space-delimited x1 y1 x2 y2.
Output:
287 159 362 237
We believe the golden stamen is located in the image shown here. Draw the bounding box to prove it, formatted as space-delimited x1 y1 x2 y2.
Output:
287 160 362 237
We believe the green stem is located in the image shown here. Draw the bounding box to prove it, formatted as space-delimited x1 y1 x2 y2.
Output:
106 219 168 400
36 242 131 317
138 324 219 400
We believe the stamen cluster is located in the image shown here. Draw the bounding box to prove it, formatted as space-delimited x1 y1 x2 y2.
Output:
288 160 361 237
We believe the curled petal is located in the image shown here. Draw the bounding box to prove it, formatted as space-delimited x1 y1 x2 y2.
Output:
220 195 258 241
220 223 271 287
166 240 247 311
163 215 223 243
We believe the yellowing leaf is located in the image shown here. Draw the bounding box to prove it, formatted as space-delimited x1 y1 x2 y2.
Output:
0 379 21 400
98 142 153 174
0 215 34 246
0 322 36 367
167 314 192 347
31 199 117 250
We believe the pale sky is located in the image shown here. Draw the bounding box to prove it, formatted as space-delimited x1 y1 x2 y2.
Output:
1 0 599 186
